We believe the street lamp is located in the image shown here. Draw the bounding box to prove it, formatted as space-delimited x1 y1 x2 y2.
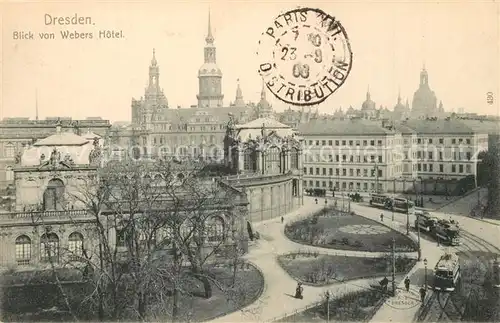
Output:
416 212 421 261
423 258 428 289
325 290 331 322
392 177 396 221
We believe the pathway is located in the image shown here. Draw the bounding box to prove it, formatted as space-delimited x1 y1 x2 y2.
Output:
211 198 416 323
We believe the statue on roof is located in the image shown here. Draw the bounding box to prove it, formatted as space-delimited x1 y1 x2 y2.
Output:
50 148 61 167
89 138 102 166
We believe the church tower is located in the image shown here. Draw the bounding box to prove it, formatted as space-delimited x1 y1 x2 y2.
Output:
197 10 224 108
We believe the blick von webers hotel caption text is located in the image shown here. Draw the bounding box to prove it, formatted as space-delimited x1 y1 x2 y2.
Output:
12 14 124 40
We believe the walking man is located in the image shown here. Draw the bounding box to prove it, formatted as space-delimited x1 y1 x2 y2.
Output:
419 286 427 302
380 213 384 222
281 216 284 224
404 277 411 292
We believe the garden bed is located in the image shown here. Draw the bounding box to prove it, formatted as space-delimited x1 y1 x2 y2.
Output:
1 263 264 322
278 252 416 286
276 288 387 322
284 208 417 252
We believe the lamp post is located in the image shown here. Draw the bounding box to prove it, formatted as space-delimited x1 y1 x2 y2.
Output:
373 161 379 194
392 177 396 221
325 290 331 322
416 212 421 261
406 205 410 235
424 258 428 289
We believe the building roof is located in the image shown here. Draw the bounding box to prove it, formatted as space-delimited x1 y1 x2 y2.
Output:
151 105 252 127
393 122 417 134
33 131 89 146
458 119 500 135
298 119 394 136
401 119 475 135
235 117 296 141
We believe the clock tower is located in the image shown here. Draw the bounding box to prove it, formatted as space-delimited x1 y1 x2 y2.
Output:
197 10 224 108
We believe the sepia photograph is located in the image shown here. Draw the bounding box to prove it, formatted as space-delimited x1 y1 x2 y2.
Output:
0 0 499 322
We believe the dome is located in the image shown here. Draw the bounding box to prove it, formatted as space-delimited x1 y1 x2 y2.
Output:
198 63 222 76
362 91 376 111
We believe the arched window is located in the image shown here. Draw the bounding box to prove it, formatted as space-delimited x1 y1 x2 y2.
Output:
265 146 281 174
15 235 31 265
40 232 60 263
290 148 299 170
68 232 84 261
43 179 65 211
206 216 225 242
243 149 256 172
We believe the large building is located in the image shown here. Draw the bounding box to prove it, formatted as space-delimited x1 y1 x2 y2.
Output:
0 123 251 270
411 66 446 119
298 118 492 195
126 13 276 161
486 133 500 218
222 117 304 222
0 117 111 190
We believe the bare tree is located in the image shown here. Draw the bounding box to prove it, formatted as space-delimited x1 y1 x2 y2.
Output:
47 158 248 321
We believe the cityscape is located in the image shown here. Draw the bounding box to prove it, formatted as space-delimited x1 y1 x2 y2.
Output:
0 2 499 323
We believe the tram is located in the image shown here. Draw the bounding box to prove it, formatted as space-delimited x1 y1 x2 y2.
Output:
434 253 461 292
369 193 391 208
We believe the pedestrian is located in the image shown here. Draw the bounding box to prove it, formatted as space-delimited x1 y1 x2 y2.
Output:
380 213 384 222
380 276 389 293
419 286 426 302
404 277 410 292
295 282 304 299
281 216 284 224
315 198 318 204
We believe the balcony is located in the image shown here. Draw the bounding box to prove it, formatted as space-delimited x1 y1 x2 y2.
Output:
9 209 90 220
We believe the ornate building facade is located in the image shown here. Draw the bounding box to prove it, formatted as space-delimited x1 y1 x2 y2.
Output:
0 117 110 190
222 117 304 222
0 123 251 270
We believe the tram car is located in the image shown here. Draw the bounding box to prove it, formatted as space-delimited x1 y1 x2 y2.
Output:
434 219 461 246
369 193 391 209
414 211 437 232
434 253 461 292
391 197 415 214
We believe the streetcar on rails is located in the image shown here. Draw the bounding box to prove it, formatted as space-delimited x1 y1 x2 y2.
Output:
369 193 391 209
391 197 415 214
414 216 460 245
414 211 437 232
434 253 461 292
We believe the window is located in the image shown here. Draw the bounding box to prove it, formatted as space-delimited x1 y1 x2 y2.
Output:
363 140 367 146
316 168 320 175
329 168 333 176
429 164 433 172
40 233 60 263
206 216 225 242
363 169 368 177
316 140 320 146
309 167 313 174
378 156 382 163
452 165 456 173
429 139 433 144
265 146 281 174
377 140 382 146
335 140 339 146
322 168 326 175
466 152 471 160
342 140 346 145
452 139 456 144
68 232 84 261
466 165 471 173
15 235 31 265
289 148 298 170
370 140 375 146
439 164 444 172
439 138 444 144
417 139 421 144
349 140 353 146
322 181 326 187
418 164 422 171
243 149 255 171
439 152 443 160
5 143 15 158
322 140 326 146
303 167 307 174
43 179 65 211
466 139 471 144
378 169 382 177
428 152 433 160
459 165 463 173
328 140 333 146
349 169 353 176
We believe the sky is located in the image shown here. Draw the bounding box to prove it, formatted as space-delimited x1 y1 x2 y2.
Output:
1 0 499 122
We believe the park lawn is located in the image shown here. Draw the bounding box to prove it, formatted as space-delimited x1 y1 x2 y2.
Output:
278 252 416 286
1 264 264 322
276 288 387 322
284 210 417 252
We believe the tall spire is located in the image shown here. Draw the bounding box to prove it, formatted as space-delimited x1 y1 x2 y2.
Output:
151 48 157 66
367 85 371 100
234 78 245 107
206 8 214 44
35 89 39 121
261 78 267 100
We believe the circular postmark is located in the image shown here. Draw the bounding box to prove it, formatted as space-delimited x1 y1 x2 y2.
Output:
257 7 352 106
339 224 390 235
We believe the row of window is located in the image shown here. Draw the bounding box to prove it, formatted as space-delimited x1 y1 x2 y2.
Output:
242 148 300 171
304 167 383 178
416 151 473 161
307 139 385 147
303 179 383 191
417 163 471 174
306 154 384 163
15 232 83 265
